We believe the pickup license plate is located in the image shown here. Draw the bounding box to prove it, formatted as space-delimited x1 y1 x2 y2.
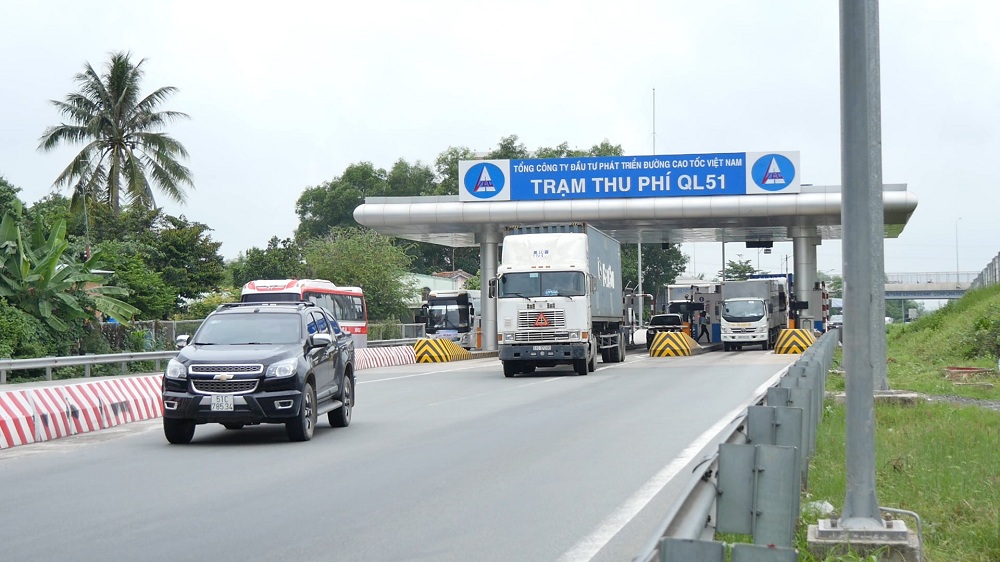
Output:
211 394 234 411
532 345 552 351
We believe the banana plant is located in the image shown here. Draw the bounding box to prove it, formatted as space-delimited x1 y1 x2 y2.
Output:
0 201 139 330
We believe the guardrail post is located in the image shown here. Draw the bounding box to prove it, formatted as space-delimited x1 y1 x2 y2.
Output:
121 362 128 376
717 443 800 547
46 366 53 381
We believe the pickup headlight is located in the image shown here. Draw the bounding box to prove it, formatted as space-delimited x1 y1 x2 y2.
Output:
165 358 187 379
266 357 298 378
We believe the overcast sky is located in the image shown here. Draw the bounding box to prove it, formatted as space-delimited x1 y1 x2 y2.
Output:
2 1 998 283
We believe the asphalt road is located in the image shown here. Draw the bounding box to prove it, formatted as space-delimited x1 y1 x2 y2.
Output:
0 350 796 562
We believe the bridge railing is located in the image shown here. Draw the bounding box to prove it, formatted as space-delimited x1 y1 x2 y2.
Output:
885 271 977 285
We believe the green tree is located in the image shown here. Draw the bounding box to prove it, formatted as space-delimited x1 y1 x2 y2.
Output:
96 240 177 319
38 51 193 215
432 146 477 196
621 244 688 299
303 227 415 322
142 214 225 300
0 201 139 331
230 237 306 288
719 258 758 281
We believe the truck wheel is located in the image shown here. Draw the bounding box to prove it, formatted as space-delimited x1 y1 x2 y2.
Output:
723 343 731 352
601 348 610 363
762 340 770 351
587 353 596 372
503 361 517 378
573 359 588 376
618 339 627 362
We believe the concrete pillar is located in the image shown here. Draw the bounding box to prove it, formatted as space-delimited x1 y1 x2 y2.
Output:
478 230 500 352
790 227 819 326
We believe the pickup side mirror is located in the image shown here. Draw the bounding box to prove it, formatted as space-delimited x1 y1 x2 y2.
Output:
175 335 189 349
309 333 333 348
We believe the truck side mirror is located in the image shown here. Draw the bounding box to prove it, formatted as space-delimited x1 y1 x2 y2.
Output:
488 278 497 298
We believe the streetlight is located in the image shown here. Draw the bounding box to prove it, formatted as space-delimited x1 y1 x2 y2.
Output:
955 217 962 287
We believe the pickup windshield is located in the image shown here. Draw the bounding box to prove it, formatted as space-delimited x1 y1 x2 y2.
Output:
498 271 586 298
723 300 765 322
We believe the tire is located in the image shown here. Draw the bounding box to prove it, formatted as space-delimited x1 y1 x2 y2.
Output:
587 353 596 372
286 381 316 442
222 423 245 430
574 359 588 376
328 376 353 428
724 343 731 352
601 348 610 363
522 365 536 374
163 418 195 444
503 361 517 378
618 339 627 362
762 340 770 351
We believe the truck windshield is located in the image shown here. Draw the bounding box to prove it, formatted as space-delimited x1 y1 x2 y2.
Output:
723 300 765 322
498 271 586 298
426 302 469 331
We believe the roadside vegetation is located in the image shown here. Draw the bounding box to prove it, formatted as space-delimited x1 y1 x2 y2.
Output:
794 283 1000 561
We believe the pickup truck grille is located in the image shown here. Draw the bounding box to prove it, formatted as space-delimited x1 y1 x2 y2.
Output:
190 364 264 375
191 379 259 395
517 310 566 329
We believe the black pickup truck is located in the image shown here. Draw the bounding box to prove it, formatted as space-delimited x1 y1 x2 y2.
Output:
645 314 685 350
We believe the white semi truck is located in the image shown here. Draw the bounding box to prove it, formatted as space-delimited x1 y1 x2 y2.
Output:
491 224 626 377
720 279 788 351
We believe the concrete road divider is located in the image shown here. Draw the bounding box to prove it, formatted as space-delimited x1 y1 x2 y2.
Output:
775 329 817 354
0 389 35 449
649 332 696 357
414 339 474 363
356 346 417 370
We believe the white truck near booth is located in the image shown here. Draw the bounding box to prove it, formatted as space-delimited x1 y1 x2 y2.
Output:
491 224 626 377
720 279 788 351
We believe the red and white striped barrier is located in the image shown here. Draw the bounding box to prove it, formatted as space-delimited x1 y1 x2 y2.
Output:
30 386 75 442
356 346 416 371
60 383 107 434
0 390 35 449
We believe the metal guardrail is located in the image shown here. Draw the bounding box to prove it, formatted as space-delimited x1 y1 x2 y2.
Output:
0 351 179 384
0 337 429 383
633 331 839 561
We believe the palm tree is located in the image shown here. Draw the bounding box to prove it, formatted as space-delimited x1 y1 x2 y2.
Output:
38 51 193 216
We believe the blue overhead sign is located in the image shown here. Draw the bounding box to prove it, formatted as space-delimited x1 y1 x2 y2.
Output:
458 151 799 202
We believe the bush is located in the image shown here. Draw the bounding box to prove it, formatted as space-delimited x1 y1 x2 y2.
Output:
0 300 48 358
964 304 1000 360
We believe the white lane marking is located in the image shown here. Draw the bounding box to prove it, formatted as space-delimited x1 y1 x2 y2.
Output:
556 367 786 562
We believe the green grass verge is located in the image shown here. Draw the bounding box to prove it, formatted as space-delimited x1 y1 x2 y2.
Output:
792 283 1000 561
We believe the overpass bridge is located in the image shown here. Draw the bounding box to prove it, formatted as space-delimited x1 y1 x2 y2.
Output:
883 272 976 300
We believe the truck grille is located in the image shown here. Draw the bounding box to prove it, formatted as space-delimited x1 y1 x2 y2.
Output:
517 310 566 329
191 379 259 395
730 328 756 334
190 364 264 375
514 331 571 342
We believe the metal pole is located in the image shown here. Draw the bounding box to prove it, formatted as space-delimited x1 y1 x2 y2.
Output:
637 234 644 327
839 0 886 528
480 230 500 352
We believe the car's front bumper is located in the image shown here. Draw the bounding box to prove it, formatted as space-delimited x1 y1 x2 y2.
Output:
162 388 304 424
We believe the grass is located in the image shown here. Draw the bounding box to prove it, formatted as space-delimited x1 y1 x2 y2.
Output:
793 283 1000 561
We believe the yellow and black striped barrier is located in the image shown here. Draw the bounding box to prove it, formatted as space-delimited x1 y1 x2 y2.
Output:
414 338 474 363
774 329 816 354
648 332 696 357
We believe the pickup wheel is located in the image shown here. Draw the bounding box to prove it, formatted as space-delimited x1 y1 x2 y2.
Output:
286 381 316 442
163 418 195 444
503 361 517 378
328 376 352 428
